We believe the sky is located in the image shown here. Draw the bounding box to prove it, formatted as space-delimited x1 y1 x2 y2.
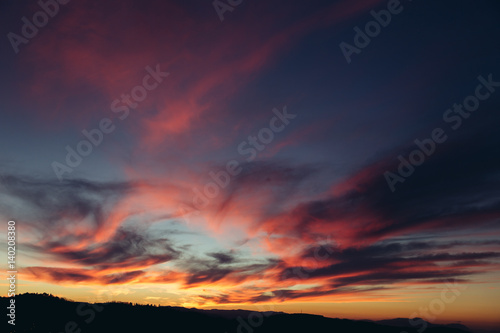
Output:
1 0 500 331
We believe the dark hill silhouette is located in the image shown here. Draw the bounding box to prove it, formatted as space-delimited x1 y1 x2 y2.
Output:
372 318 471 332
1 293 472 333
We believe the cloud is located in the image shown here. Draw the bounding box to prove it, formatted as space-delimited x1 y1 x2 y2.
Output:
24 267 94 283
24 267 146 285
207 251 237 264
250 106 500 248
184 161 321 235
4 136 500 304
179 254 281 288
0 174 131 226
4 59 500 306
45 228 180 271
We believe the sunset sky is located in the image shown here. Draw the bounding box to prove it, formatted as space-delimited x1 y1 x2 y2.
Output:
1 0 500 331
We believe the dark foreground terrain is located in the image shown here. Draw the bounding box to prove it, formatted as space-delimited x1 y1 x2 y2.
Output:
1 293 473 333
